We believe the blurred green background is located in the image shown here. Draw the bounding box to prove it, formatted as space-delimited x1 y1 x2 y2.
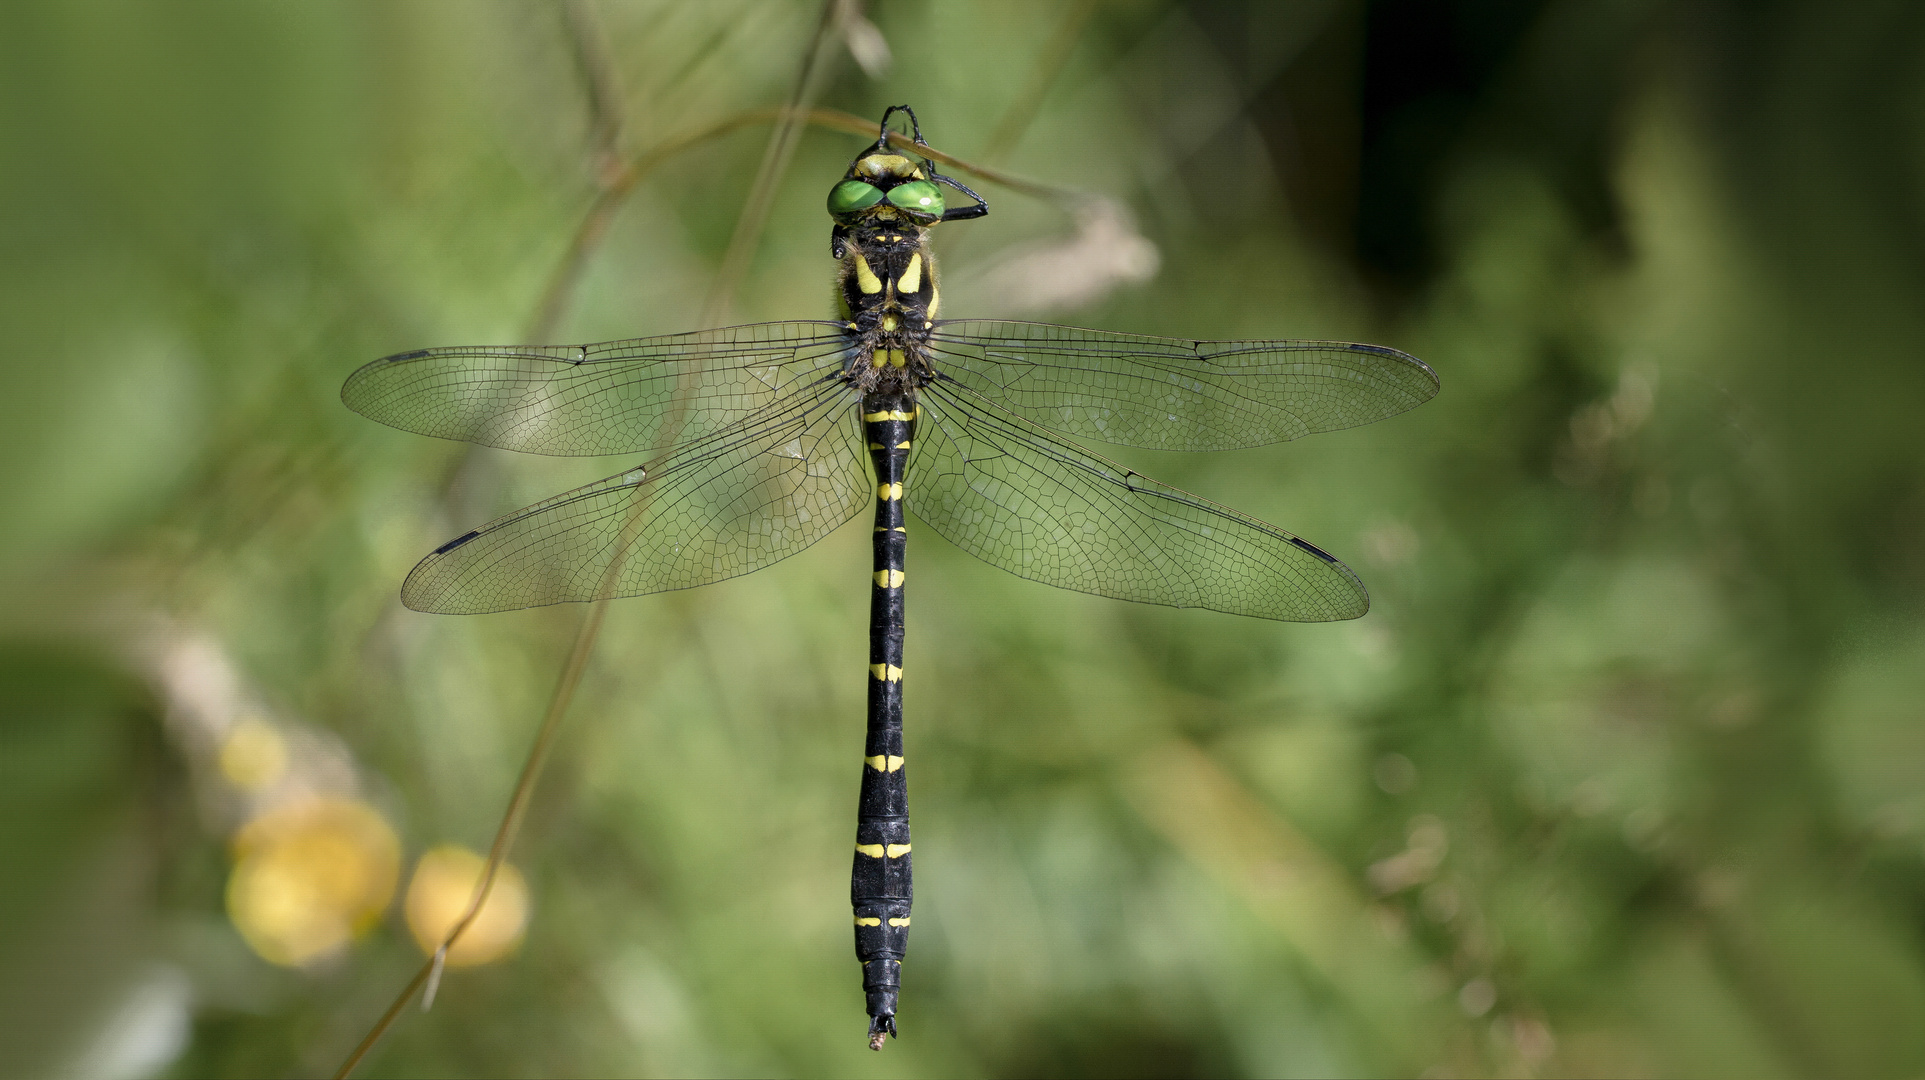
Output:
5 1 1925 1076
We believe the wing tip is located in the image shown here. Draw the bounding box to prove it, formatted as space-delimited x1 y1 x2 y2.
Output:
400 571 493 616
1347 341 1441 396
340 348 433 412
1284 536 1371 621
1286 535 1342 564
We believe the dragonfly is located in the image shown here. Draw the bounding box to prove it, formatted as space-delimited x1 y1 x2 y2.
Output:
343 105 1438 1050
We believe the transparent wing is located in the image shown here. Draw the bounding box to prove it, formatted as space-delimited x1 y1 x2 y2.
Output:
926 321 1437 451
909 379 1368 621
402 379 867 613
343 321 852 457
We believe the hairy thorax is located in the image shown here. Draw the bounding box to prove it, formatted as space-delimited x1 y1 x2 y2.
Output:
837 216 940 396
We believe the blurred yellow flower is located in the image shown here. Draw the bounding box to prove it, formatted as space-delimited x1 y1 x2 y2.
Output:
404 845 530 967
218 716 288 791
226 796 400 967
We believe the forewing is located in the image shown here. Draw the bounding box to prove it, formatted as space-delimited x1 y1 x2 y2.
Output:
926 321 1437 451
402 380 866 613
343 321 852 456
909 381 1367 622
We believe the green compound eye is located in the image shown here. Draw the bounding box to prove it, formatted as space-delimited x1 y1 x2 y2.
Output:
828 180 884 218
885 180 944 217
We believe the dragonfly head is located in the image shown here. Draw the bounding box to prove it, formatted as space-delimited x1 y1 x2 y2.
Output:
829 155 944 228
828 105 984 231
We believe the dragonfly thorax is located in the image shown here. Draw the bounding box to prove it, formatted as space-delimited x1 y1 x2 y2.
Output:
838 228 939 326
837 227 940 394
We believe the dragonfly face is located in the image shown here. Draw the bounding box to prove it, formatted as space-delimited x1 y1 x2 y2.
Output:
827 154 944 227
342 103 1437 1052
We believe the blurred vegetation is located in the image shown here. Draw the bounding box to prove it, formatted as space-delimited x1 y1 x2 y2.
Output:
4 1 1925 1077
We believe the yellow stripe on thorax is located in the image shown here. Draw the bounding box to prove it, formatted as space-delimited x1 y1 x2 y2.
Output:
852 253 883 295
897 253 922 295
